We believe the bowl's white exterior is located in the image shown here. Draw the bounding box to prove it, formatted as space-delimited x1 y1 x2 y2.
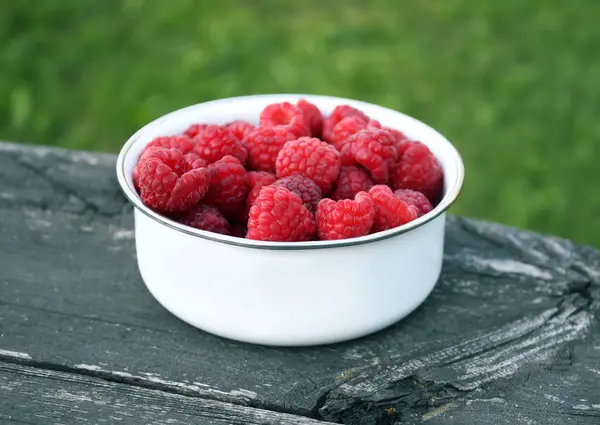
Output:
116 94 463 346
135 208 445 346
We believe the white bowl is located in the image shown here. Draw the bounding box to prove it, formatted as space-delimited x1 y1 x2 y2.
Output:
116 94 464 346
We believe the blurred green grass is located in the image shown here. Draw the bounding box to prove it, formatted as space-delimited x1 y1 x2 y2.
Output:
1 0 598 246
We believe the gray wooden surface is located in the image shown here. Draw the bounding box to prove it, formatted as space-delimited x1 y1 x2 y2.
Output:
0 141 599 425
0 362 329 425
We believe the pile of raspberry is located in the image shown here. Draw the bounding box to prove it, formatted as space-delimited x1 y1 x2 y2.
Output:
133 100 443 242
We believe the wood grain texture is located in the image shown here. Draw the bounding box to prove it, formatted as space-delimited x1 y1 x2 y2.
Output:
0 142 599 424
0 362 332 425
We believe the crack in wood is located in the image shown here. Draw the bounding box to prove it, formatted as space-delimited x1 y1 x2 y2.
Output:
0 362 334 425
0 353 256 407
312 289 598 424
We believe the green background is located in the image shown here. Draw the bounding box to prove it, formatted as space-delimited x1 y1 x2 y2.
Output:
1 0 598 247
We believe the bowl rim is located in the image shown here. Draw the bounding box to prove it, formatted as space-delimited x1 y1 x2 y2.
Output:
116 93 464 250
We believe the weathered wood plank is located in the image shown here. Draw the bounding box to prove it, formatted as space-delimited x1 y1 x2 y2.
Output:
1 142 599 424
0 362 333 425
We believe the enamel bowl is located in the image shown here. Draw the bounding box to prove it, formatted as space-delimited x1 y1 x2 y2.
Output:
116 94 464 346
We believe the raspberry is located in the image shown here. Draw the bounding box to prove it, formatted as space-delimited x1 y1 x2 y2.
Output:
245 171 278 217
340 128 398 184
389 141 443 202
323 104 370 143
137 148 210 214
227 120 255 142
243 126 297 172
296 99 323 138
329 165 374 201
184 123 208 138
369 185 418 232
394 189 433 216
275 137 341 194
247 186 316 242
204 155 249 214
178 204 231 235
193 124 248 165
273 175 322 213
259 102 309 137
328 116 381 151
133 136 195 189
316 192 375 240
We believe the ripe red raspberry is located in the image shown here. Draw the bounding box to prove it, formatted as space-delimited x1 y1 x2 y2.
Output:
323 104 370 143
243 126 297 173
394 189 433 216
369 185 418 233
184 123 208 138
247 186 316 242
329 165 374 201
296 99 323 138
204 155 249 214
193 124 248 165
340 128 398 184
316 191 375 240
245 171 278 217
137 148 210 214
178 204 231 235
389 141 443 202
133 136 195 189
259 102 309 138
275 137 341 194
329 116 381 151
273 175 322 213
227 120 255 142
